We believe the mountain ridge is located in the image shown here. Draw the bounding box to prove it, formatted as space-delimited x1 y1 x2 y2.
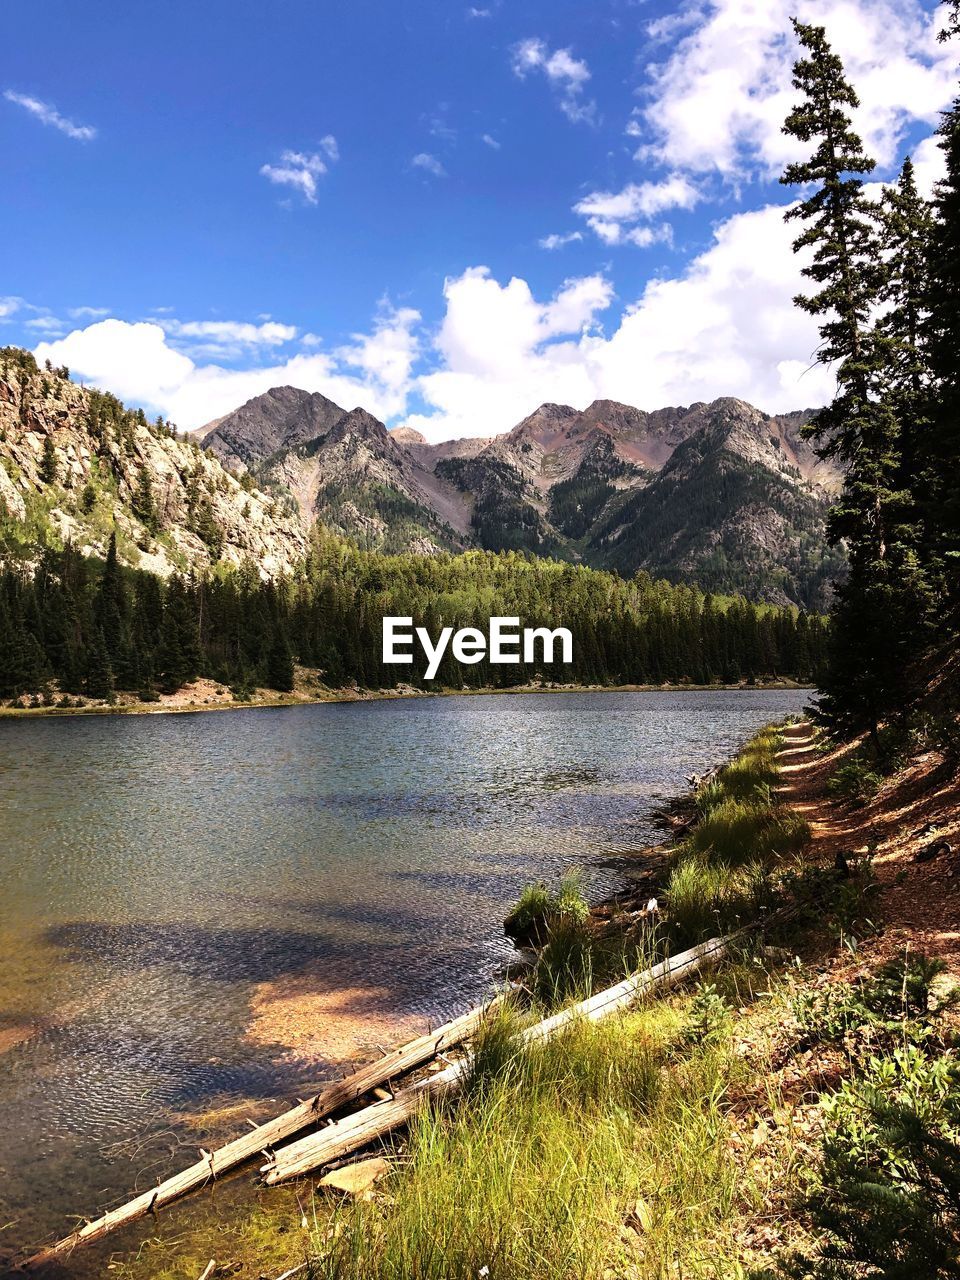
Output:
199 386 842 607
0 345 844 609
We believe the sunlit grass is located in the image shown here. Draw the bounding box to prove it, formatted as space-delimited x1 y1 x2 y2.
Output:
311 1011 759 1280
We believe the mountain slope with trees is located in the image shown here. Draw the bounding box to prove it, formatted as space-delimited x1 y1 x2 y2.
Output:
203 389 843 608
0 526 827 705
0 348 307 577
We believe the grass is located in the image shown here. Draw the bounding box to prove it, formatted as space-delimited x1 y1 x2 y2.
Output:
665 725 811 946
311 1008 754 1280
503 869 588 941
297 726 815 1280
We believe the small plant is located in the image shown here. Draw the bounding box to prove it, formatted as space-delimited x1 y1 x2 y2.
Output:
680 983 730 1046
791 952 954 1053
828 758 883 805
782 1049 960 1279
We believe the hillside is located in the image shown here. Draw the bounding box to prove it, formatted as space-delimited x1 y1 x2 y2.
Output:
0 348 307 576
0 348 843 607
203 388 843 608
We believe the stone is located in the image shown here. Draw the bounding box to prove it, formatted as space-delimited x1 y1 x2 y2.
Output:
318 1156 391 1199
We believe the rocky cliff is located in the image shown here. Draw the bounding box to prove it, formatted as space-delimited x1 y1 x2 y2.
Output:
0 348 307 576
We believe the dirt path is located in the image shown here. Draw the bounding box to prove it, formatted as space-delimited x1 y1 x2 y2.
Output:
779 722 960 975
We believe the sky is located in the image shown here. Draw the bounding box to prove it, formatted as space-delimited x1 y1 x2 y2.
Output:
1 0 957 442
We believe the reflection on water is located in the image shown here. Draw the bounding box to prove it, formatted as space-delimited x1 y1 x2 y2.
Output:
0 688 807 1267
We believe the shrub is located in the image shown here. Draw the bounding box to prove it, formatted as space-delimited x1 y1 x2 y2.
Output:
828 758 883 805
782 1049 960 1279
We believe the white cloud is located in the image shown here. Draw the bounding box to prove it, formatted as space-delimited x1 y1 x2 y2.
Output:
428 114 456 141
0 296 23 320
156 318 299 361
539 231 583 250
34 307 421 431
910 130 948 195
574 174 700 245
575 174 700 222
638 0 956 179
412 152 447 177
260 139 338 203
481 133 501 149
511 38 596 123
24 316 67 334
399 203 835 443
69 305 110 319
4 90 96 141
467 6 491 16
163 319 297 346
334 304 421 399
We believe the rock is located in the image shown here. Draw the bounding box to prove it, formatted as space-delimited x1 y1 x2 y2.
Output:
318 1156 391 1199
0 356 308 578
916 840 952 864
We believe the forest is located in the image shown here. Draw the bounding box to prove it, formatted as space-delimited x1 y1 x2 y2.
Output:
0 526 826 703
776 15 960 741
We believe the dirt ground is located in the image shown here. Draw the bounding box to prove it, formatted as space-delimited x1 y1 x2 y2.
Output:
779 722 960 976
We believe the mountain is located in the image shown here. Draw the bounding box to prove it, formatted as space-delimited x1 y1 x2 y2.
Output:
0 347 843 609
201 385 346 472
201 387 844 609
0 348 307 576
203 388 472 554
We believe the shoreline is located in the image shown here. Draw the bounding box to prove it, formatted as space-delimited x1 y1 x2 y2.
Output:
0 677 814 721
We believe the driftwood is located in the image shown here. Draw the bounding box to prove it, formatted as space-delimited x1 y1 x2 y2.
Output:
22 1002 495 1270
262 936 727 1185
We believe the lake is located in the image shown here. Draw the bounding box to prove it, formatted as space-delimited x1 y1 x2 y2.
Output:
0 688 808 1268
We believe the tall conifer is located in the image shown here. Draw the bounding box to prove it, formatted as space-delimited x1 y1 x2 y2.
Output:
781 20 916 738
924 41 960 607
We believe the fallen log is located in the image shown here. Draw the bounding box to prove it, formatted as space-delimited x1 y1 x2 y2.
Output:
22 1001 495 1270
262 935 727 1185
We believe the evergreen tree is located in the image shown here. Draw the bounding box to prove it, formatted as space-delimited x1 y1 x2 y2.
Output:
781 20 915 738
40 434 58 485
132 466 158 532
85 627 115 701
923 52 960 609
267 625 295 693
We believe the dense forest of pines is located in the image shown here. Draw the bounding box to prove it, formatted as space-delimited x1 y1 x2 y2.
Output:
780 15 960 740
0 527 826 703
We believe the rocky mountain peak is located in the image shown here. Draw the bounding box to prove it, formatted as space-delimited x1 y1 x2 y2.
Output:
201 384 346 472
391 425 428 446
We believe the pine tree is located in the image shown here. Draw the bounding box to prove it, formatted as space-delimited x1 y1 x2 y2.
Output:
40 434 58 485
132 466 158 532
266 625 295 692
923 76 960 607
85 627 115 701
781 20 914 738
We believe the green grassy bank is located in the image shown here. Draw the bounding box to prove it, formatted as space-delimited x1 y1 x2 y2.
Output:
115 723 960 1280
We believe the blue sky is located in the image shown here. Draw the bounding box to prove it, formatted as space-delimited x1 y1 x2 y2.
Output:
2 0 956 440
